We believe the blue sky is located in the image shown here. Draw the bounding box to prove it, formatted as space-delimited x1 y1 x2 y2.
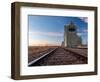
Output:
28 15 87 46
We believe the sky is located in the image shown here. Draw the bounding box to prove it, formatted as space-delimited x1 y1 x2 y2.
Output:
28 15 87 46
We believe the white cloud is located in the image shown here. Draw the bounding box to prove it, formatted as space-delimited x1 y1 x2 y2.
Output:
29 31 63 37
77 32 87 36
83 29 87 32
79 17 88 23
77 29 88 33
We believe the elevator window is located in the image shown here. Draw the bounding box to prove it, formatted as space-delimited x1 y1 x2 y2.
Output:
68 28 76 32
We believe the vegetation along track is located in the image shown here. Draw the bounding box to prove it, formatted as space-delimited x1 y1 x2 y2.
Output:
28 47 87 66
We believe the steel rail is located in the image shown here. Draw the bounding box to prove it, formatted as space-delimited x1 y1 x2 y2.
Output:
28 48 57 66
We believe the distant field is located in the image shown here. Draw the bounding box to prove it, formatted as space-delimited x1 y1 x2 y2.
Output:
28 46 58 62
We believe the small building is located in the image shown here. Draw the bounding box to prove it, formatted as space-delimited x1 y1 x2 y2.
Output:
61 41 64 47
64 21 82 48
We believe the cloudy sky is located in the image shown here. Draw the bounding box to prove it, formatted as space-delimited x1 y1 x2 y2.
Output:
28 15 87 46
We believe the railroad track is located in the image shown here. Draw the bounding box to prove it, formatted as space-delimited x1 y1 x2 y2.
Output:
28 47 87 66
